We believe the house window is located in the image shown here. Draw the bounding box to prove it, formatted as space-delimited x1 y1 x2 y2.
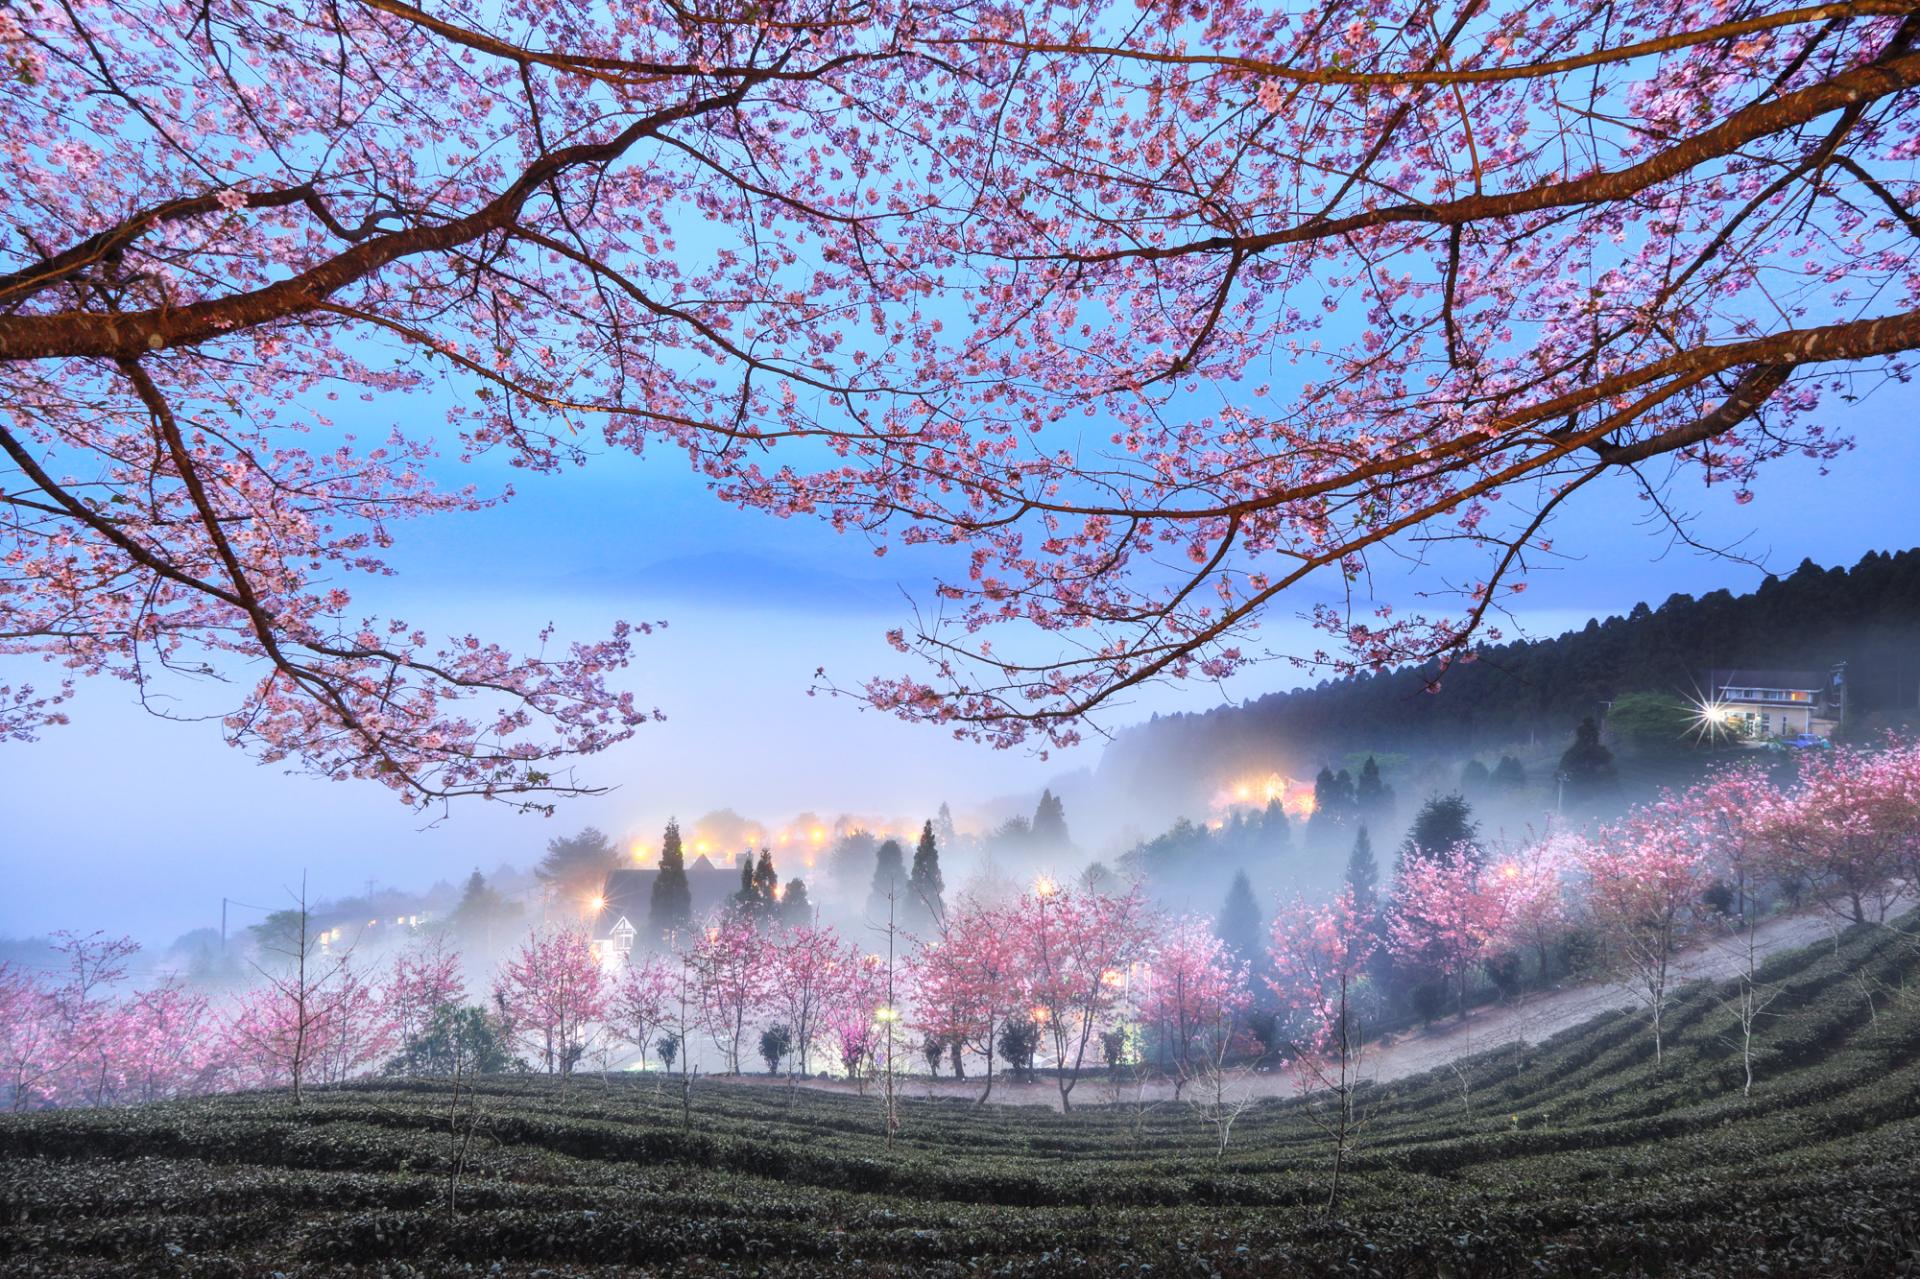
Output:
612 920 635 954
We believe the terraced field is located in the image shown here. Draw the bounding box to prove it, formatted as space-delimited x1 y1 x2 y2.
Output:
4 915 1919 1277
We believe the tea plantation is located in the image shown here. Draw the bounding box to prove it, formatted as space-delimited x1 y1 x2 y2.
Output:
4 917 1919 1278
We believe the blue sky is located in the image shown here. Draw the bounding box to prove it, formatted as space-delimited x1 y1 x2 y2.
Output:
3 378 1917 945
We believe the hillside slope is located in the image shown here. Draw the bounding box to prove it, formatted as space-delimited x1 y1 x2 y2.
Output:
3 915 1918 1277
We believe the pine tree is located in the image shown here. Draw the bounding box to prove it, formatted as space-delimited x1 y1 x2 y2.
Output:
868 839 906 921
1031 789 1070 846
1215 870 1263 975
779 879 813 927
934 802 959 851
1397 795 1481 872
1459 758 1491 795
1355 755 1394 821
908 820 945 928
648 818 693 943
1491 755 1528 791
752 849 780 910
1261 797 1292 853
1346 826 1379 918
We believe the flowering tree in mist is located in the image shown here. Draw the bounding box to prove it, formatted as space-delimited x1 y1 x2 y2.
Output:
1575 809 1713 1065
1019 883 1152 1111
1754 742 1920 924
1389 846 1513 1018
493 927 605 1078
907 896 1023 1102
1269 890 1379 1215
608 951 676 1069
689 915 768 1075
1140 915 1249 1096
6 0 1917 788
385 936 466 1049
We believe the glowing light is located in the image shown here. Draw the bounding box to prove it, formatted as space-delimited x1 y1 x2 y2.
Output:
1030 1006 1051 1024
874 1006 900 1024
1033 875 1057 898
631 842 651 863
1234 785 1251 800
588 895 606 913
694 839 711 854
771 883 785 902
809 827 825 843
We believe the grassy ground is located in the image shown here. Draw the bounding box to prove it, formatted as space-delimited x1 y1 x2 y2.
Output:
3 916 1919 1277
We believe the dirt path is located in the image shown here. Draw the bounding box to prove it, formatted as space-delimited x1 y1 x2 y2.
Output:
712 910 1848 1113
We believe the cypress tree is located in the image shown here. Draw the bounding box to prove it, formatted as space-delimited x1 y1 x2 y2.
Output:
1215 870 1263 978
1346 826 1379 918
868 839 906 921
909 820 946 927
648 818 693 942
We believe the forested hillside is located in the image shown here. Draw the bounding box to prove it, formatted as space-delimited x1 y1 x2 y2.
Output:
1099 550 1920 812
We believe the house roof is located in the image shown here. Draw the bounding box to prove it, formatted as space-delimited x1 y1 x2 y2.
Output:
591 860 743 941
1710 668 1826 693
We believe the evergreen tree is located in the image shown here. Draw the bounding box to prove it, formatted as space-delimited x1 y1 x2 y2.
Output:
779 878 813 927
934 802 959 851
1459 758 1491 795
1491 755 1528 791
909 820 946 928
452 870 515 941
1398 794 1481 871
1346 826 1379 918
752 849 780 910
868 839 907 921
1559 716 1619 805
535 826 616 898
648 818 693 942
1261 797 1292 854
1031 788 1071 846
1215 870 1264 978
1355 755 1395 821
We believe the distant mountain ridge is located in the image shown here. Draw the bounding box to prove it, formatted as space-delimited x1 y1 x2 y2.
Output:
1098 548 1920 810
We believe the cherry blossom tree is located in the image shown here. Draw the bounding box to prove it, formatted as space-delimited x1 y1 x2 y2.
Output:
1140 915 1249 1097
905 896 1023 1102
7 0 1917 782
385 935 466 1050
1388 846 1512 1018
687 915 769 1075
767 924 854 1079
1574 812 1713 1065
607 950 676 1071
1755 742 1920 924
493 926 606 1079
1268 890 1379 1216
1483 834 1575 985
1017 882 1153 1111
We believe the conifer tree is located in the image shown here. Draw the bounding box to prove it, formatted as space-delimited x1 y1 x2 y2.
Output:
779 879 813 928
1346 827 1380 919
868 839 906 922
1031 789 1071 847
648 819 693 943
908 821 946 929
1215 870 1264 981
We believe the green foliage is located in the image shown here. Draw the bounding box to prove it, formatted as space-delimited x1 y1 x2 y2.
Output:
648 818 693 940
758 1024 793 1076
385 1004 518 1078
1608 691 1700 753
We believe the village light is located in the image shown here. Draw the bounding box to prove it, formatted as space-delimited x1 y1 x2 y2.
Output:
874 1006 900 1024
1033 875 1057 898
588 894 606 913
1030 1006 1051 1024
